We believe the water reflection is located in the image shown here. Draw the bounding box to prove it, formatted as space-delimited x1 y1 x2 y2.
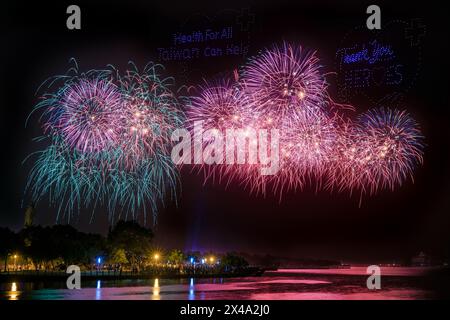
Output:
95 280 101 300
189 278 195 300
0 268 438 300
9 282 18 300
152 278 160 300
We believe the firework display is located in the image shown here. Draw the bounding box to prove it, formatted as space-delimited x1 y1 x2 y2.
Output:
186 42 425 198
334 108 424 194
25 42 425 222
186 80 258 187
40 77 124 153
117 64 184 168
241 42 330 122
25 61 184 223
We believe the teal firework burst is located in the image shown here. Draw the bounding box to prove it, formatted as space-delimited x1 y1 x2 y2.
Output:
24 60 185 224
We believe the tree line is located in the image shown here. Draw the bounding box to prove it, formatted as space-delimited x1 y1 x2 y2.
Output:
0 221 248 273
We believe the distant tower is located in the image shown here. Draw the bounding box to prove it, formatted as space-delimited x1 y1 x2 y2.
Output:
24 202 35 228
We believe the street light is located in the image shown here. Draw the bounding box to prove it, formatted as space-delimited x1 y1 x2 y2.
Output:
13 254 18 271
209 256 215 264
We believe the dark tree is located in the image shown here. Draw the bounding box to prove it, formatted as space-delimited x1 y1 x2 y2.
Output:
50 225 105 268
79 232 105 266
0 227 19 271
220 252 249 271
51 224 82 267
19 225 106 270
19 226 57 270
167 249 185 266
107 220 153 271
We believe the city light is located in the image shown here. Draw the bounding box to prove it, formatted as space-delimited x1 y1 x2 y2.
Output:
10 282 18 300
189 278 195 299
152 278 160 300
13 254 18 271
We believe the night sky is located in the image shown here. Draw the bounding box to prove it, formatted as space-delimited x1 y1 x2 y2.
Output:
1 0 449 263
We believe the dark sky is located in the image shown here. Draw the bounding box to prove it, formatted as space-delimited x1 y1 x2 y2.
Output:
1 0 449 263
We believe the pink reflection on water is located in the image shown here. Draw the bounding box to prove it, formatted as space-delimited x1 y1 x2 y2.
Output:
34 278 332 300
3 267 437 300
251 289 430 300
258 279 330 285
271 267 435 276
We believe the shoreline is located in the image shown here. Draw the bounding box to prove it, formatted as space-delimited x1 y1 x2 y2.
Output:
0 267 265 283
2 266 446 283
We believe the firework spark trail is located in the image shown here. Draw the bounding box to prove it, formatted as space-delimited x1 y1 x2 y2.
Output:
185 79 253 186
279 108 342 191
116 63 185 169
355 108 424 194
186 79 251 131
326 108 424 199
186 43 345 196
186 43 425 200
24 139 105 221
240 42 331 122
33 67 123 154
25 43 425 220
25 61 184 223
56 78 124 153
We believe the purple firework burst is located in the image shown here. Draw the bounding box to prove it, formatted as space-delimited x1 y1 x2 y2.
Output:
240 42 330 122
46 77 124 153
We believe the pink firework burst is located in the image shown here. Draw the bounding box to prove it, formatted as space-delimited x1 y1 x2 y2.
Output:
356 108 424 193
326 117 370 193
279 108 342 191
186 79 285 196
187 79 251 131
240 42 330 122
186 79 252 183
329 108 424 195
185 42 424 201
